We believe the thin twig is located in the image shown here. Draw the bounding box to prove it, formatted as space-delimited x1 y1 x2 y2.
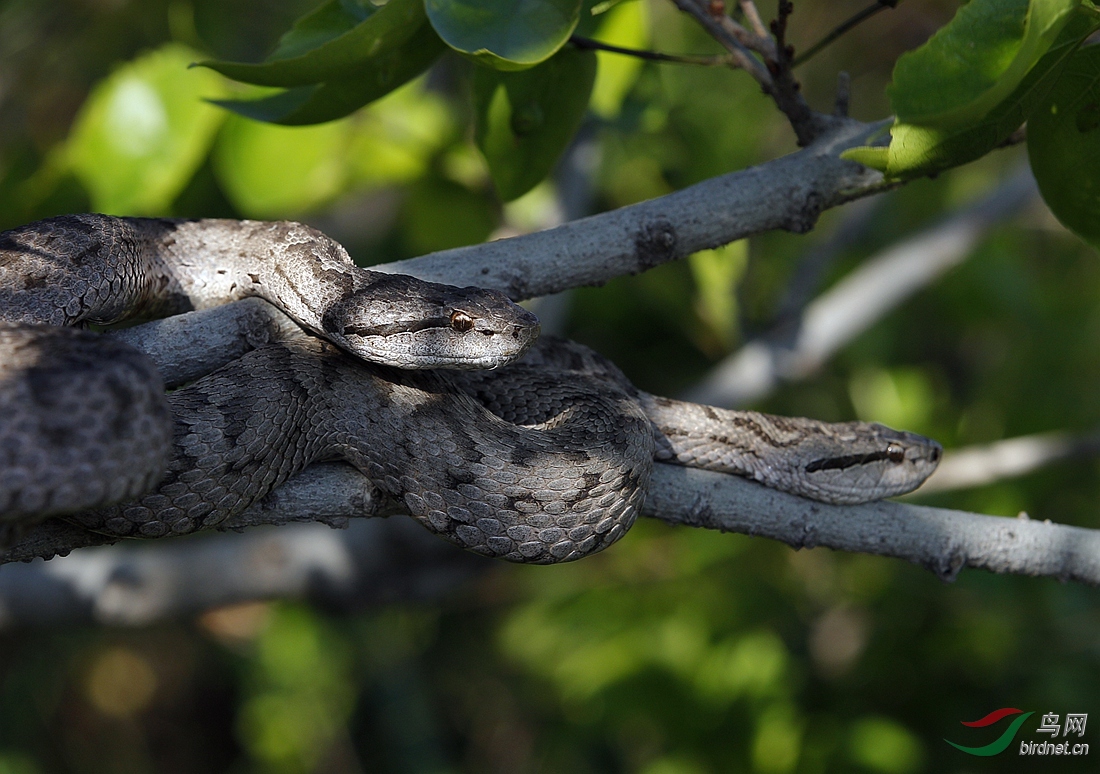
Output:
770 0 795 62
710 0 774 56
739 0 769 39
669 0 774 84
569 34 732 66
670 0 833 145
792 0 900 67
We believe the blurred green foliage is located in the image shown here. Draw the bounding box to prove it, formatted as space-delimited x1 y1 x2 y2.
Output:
0 0 1098 772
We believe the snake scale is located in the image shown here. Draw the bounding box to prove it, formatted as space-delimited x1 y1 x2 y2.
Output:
0 215 941 563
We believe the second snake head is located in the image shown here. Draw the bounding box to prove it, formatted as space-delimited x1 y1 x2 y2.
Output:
324 273 541 370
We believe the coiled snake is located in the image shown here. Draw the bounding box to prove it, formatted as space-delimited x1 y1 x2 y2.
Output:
0 215 941 563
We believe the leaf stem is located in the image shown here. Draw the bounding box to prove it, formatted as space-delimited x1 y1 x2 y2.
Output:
792 0 900 67
568 34 732 66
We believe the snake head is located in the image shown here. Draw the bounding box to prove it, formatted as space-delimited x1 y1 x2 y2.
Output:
324 275 541 370
797 423 942 504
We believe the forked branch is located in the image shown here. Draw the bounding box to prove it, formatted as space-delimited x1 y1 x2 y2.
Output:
669 0 839 144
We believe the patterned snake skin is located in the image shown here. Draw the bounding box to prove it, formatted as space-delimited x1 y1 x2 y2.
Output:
0 215 942 563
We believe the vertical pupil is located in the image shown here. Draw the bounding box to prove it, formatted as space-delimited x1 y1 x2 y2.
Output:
886 444 905 463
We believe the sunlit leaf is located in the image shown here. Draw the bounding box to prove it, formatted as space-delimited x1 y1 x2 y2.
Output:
213 115 349 216
426 0 582 70
844 8 1100 179
688 241 746 353
345 83 453 185
237 606 355 771
588 0 648 119
889 0 1078 130
474 47 596 200
214 79 451 216
1028 42 1100 248
752 703 804 774
65 44 226 214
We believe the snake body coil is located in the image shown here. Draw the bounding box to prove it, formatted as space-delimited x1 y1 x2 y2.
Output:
0 215 942 562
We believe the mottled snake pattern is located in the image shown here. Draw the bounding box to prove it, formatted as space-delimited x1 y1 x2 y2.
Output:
0 215 941 563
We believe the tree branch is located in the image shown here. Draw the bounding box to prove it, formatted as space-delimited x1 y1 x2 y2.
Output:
669 0 840 144
3 461 1097 626
738 1 769 40
669 0 774 80
646 466 1100 585
918 428 1100 495
0 517 485 627
0 463 381 564
382 118 890 299
685 166 1039 407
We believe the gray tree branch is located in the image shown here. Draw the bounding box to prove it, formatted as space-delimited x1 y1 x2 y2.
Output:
918 428 1100 495
0 515 484 627
379 118 890 299
685 166 1040 407
3 461 1097 627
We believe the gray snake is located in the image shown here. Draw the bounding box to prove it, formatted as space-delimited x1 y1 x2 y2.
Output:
0 215 942 563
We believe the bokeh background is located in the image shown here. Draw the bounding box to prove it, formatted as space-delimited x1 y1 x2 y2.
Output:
0 0 1098 771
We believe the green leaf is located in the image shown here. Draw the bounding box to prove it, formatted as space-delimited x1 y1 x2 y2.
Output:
1028 42 1100 248
427 0 582 70
588 0 648 119
401 178 498 254
889 0 1079 130
214 79 452 216
844 8 1100 178
214 115 350 216
474 47 596 200
198 0 433 88
211 20 445 125
65 43 226 215
345 84 454 186
268 0 374 62
688 241 746 352
840 146 890 172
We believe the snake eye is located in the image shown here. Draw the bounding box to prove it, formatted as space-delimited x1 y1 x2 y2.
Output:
886 443 905 463
450 311 474 332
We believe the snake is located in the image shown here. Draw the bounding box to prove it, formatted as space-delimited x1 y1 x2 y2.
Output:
0 214 942 563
